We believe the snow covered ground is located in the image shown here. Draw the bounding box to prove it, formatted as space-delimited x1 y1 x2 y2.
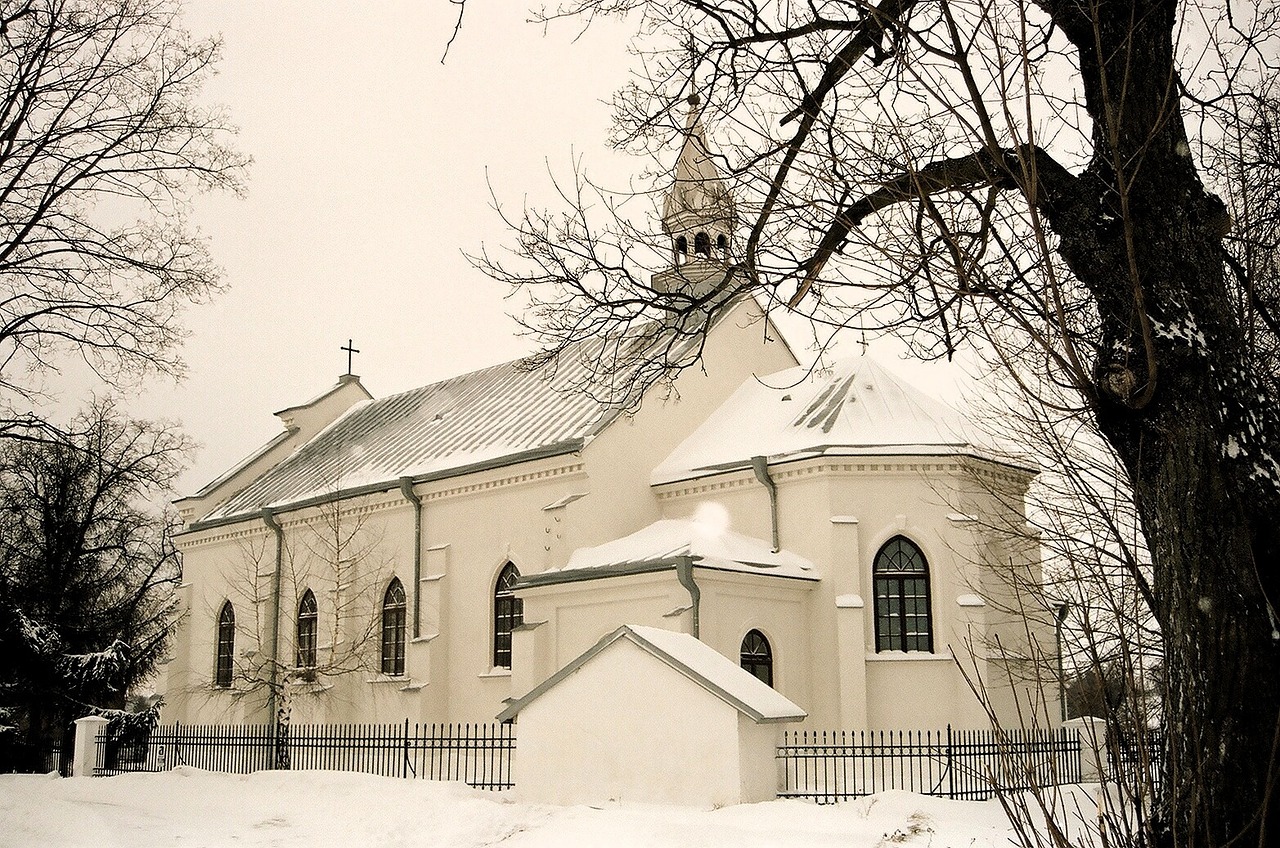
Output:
0 768 1104 848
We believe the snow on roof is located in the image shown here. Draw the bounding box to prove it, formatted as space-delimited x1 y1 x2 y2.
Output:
526 513 818 585
497 624 807 723
197 324 706 525
652 355 1028 485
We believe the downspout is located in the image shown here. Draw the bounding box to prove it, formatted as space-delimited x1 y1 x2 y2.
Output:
260 508 284 723
398 477 423 638
675 555 701 639
751 455 780 553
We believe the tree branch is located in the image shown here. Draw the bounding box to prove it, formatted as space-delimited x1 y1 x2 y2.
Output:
790 144 1079 306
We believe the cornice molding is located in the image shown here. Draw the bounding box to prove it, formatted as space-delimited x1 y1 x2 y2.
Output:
179 461 586 549
654 454 1028 500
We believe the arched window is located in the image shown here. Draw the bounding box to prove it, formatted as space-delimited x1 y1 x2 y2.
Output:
740 629 773 687
493 563 523 669
873 536 933 652
694 231 711 256
381 579 407 676
675 235 689 256
215 602 235 687
716 233 728 256
296 589 317 669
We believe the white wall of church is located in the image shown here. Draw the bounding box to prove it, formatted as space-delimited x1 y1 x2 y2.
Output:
653 453 1047 731
166 302 801 727
513 569 817 720
557 301 799 564
167 492 424 725
694 572 816 721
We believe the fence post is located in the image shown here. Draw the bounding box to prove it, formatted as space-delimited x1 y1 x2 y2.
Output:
403 718 410 779
946 724 954 799
72 716 110 777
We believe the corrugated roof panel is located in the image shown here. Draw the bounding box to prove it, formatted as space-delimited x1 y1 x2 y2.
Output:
199 327 698 524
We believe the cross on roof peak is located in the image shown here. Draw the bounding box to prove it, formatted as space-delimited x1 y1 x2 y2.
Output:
341 339 360 376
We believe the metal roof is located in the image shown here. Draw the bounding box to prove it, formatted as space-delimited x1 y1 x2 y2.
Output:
199 326 699 525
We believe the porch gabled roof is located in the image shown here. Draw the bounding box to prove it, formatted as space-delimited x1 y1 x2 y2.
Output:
497 624 807 723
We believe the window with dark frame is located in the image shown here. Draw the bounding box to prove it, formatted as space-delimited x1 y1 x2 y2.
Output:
493 562 522 669
296 589 317 669
381 578 406 676
873 536 933 652
215 601 235 687
740 629 773 687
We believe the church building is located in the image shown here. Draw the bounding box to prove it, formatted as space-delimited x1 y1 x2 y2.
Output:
162 104 1057 732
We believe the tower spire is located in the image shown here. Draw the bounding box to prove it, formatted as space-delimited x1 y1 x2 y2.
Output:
654 93 737 295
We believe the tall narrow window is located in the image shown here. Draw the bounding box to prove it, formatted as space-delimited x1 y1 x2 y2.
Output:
381 579 406 676
493 563 522 669
873 536 933 652
215 602 235 687
296 590 317 669
740 629 773 687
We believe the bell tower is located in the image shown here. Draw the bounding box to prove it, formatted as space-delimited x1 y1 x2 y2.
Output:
653 94 737 297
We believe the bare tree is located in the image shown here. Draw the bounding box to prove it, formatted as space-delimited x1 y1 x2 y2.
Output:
478 1 1280 843
0 399 186 770
215 494 391 768
0 0 248 404
955 364 1165 845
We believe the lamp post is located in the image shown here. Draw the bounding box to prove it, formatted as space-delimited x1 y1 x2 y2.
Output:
1055 602 1070 723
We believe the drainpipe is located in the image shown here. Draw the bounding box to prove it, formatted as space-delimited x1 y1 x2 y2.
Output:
260 508 284 723
750 455 780 553
398 477 423 638
675 555 701 639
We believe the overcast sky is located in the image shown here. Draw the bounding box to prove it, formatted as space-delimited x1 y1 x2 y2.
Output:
49 1 970 496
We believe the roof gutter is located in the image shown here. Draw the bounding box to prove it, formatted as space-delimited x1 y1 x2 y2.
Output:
260 508 284 724
750 455 780 553
515 558 682 589
398 477 423 638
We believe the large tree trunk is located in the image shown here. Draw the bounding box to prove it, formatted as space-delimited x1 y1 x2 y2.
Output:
1040 2 1280 843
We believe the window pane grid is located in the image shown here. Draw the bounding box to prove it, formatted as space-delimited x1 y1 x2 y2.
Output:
381 580 406 676
873 537 933 653
493 564 522 669
215 602 235 687
296 590 317 669
739 629 773 687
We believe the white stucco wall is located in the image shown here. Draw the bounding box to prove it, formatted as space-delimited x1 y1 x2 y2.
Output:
654 453 1046 730
167 303 797 727
513 638 750 806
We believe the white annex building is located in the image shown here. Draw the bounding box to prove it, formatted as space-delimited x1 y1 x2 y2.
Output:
162 108 1058 734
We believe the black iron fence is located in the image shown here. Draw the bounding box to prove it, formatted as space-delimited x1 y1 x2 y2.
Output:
0 724 73 775
777 726 1082 802
95 720 514 789
1109 727 1165 799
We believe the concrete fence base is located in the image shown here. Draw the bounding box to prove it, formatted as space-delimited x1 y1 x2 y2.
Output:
1063 716 1106 782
